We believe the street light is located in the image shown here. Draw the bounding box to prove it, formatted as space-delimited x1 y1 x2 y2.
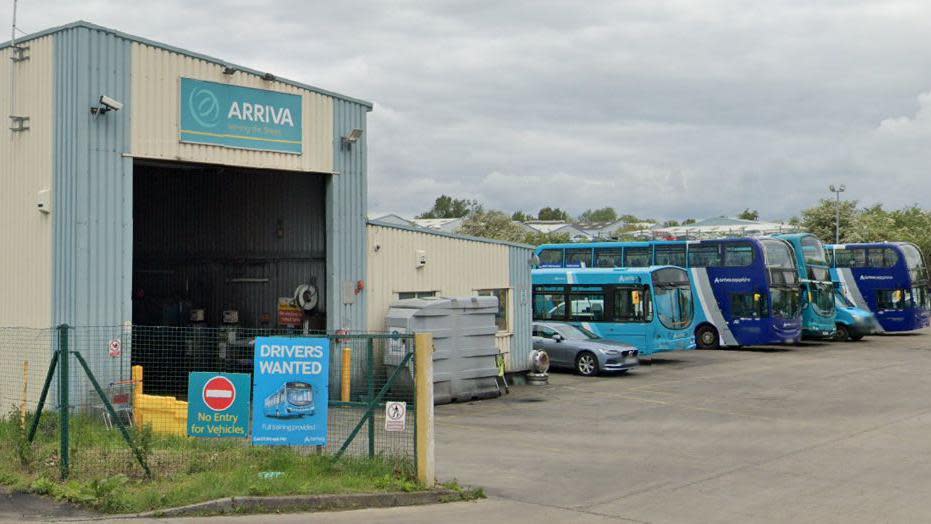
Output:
829 184 846 244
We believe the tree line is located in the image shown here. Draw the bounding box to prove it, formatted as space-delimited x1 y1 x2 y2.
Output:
797 199 931 266
413 195 931 265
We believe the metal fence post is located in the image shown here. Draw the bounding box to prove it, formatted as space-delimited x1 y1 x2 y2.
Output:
414 333 434 487
58 324 70 480
366 338 375 458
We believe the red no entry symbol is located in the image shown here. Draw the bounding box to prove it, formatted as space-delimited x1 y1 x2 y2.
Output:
202 376 236 411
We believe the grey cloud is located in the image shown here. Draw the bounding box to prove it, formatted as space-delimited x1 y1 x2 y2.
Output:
6 1 931 221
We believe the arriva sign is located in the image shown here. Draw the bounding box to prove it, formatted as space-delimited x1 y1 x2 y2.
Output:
180 78 302 154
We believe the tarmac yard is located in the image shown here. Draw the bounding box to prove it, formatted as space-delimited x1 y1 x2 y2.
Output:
431 331 931 523
58 329 931 523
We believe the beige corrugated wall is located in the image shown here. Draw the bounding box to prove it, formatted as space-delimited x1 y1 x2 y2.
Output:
0 36 55 411
366 224 516 364
131 43 334 172
0 36 54 328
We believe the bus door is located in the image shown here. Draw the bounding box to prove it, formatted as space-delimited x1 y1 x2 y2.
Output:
598 285 650 350
707 270 765 344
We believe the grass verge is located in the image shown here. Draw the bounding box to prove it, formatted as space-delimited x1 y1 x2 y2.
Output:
0 411 420 514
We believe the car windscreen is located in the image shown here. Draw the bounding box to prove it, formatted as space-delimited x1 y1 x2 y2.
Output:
554 324 599 340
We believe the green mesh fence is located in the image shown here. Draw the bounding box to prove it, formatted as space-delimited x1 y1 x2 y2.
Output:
0 325 416 480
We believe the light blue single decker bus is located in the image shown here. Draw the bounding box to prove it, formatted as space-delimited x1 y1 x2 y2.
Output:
532 266 696 355
775 233 836 339
263 381 315 419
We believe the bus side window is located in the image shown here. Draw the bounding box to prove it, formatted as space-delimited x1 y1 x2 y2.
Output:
724 243 754 267
836 248 866 268
688 245 722 268
569 286 606 321
882 248 899 268
566 248 594 268
538 249 565 268
624 247 651 267
655 246 686 267
595 248 622 268
533 286 567 320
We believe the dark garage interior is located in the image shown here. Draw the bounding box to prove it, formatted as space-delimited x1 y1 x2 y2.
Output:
130 161 328 394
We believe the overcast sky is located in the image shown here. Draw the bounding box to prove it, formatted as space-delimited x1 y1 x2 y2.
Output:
5 1 931 221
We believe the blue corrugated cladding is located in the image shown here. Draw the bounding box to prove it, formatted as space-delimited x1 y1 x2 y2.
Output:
53 27 133 401
509 245 533 372
53 26 133 327
328 99 370 332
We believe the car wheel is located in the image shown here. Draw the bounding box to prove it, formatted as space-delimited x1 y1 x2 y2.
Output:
696 325 719 349
575 352 599 377
849 334 864 342
834 324 850 342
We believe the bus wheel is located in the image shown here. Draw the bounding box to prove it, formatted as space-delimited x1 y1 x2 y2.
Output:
576 352 599 377
696 325 719 349
834 324 851 342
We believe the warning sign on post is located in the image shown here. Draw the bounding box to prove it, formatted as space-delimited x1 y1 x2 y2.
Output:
385 401 406 432
187 372 251 438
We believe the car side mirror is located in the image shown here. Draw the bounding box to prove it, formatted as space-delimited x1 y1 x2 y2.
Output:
553 334 564 342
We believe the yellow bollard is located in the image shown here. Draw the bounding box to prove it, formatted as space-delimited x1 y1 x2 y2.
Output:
132 365 143 427
341 347 352 402
415 333 435 487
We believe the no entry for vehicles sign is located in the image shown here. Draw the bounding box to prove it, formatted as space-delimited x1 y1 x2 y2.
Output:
187 372 250 438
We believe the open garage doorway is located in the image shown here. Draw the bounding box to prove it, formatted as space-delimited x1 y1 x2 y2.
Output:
131 160 327 395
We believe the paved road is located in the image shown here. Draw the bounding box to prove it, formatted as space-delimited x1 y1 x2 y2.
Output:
22 330 931 523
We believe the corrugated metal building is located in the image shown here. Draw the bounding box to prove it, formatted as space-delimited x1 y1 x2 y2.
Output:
367 220 534 372
0 21 371 398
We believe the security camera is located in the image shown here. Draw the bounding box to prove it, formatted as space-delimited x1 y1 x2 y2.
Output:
99 95 123 111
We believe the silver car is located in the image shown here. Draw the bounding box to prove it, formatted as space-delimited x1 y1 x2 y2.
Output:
532 322 640 376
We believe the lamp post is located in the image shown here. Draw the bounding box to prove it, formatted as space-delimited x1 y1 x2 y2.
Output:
828 184 846 244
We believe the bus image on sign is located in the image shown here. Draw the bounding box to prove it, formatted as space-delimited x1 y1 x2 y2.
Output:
263 381 315 419
532 266 696 356
534 238 803 349
775 233 837 339
827 242 930 333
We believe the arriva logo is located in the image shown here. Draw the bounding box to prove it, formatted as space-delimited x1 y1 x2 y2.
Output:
188 87 221 128
713 277 751 284
859 275 893 281
227 101 295 127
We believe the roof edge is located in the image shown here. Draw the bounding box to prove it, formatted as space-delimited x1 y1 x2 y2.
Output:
1 20 374 109
368 220 534 250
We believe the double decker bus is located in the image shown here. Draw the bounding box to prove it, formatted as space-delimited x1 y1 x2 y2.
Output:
827 242 930 333
775 233 836 338
532 266 695 355
534 238 802 348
